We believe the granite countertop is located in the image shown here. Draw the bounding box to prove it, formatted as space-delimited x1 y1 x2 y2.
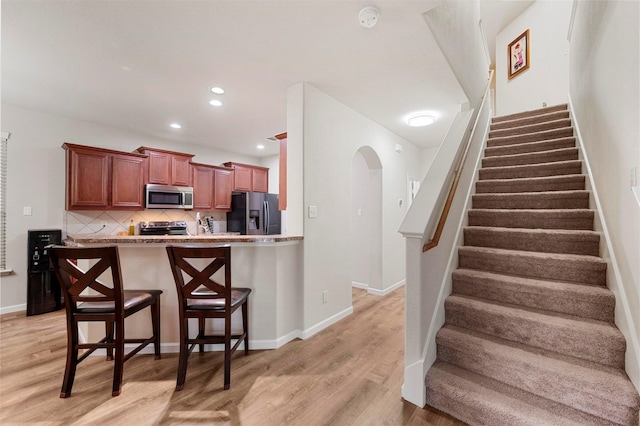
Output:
66 233 303 245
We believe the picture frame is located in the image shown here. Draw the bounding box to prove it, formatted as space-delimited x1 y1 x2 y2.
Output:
508 29 530 80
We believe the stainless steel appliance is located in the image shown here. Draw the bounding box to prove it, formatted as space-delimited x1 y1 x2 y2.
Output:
227 192 281 235
139 221 188 235
27 229 62 316
145 184 194 209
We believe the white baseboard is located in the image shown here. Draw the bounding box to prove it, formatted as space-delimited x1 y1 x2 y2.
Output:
0 304 26 315
352 279 406 296
301 306 353 340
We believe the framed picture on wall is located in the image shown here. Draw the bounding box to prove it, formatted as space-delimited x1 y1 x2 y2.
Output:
508 29 530 80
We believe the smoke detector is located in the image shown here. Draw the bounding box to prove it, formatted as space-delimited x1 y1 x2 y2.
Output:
359 7 379 28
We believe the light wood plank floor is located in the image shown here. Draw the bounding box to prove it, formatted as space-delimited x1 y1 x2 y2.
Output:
0 287 464 425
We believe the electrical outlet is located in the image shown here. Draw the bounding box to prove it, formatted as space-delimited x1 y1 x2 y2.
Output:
322 290 328 304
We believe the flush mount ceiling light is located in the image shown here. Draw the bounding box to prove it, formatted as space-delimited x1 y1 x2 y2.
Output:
359 7 379 28
209 99 222 107
170 123 182 129
406 112 438 127
210 86 225 94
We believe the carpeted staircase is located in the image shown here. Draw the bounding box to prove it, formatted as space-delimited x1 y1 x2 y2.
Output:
424 104 640 425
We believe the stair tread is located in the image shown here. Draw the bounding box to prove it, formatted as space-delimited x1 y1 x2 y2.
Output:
492 104 568 123
477 174 585 184
473 190 589 198
487 127 574 147
436 325 639 407
459 245 606 264
481 159 582 172
484 136 576 156
464 226 599 239
483 146 578 161
426 360 621 426
490 110 570 130
489 118 572 138
453 268 613 304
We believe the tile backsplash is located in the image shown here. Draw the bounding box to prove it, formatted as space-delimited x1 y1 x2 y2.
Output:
64 210 227 236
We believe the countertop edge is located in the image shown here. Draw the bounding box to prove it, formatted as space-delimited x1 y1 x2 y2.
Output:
65 234 303 245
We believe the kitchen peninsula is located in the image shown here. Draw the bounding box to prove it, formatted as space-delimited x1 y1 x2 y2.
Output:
66 233 303 353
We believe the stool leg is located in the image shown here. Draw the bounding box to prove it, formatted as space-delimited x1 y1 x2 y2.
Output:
60 317 79 398
176 316 189 391
112 320 125 397
105 320 114 361
151 298 161 360
242 300 249 355
224 314 231 390
198 317 205 355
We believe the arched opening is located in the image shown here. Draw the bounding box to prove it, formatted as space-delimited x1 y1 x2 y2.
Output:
351 146 382 293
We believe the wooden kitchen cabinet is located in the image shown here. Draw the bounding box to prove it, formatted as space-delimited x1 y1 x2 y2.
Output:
63 143 148 210
191 163 234 211
136 147 194 186
223 162 269 193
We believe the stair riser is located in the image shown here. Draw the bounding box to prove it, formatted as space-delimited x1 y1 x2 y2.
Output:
482 149 578 168
444 298 625 368
492 104 568 123
463 229 600 256
490 110 570 131
452 273 614 321
468 211 594 231
479 162 582 180
436 344 632 425
489 119 572 139
485 138 576 158
458 249 606 285
472 194 589 210
487 128 574 148
484 137 576 157
475 176 585 193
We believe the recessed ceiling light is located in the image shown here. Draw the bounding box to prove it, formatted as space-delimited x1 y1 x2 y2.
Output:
170 123 182 129
256 144 265 150
209 99 222 107
406 112 438 127
210 87 225 94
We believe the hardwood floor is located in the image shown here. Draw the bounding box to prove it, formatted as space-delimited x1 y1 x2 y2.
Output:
0 287 464 425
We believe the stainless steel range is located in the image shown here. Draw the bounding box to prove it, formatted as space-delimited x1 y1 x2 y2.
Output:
139 221 188 236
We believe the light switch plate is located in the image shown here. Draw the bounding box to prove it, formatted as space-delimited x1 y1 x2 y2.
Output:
23 206 32 216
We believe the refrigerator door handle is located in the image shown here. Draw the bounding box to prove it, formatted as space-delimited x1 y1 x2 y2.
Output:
264 200 269 234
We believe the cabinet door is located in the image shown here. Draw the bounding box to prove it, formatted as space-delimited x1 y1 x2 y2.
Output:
67 148 110 210
192 164 214 210
252 167 269 193
233 165 252 191
111 154 146 209
147 151 170 185
213 168 233 210
171 155 192 186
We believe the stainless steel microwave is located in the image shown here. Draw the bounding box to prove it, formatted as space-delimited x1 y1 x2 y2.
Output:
145 184 194 209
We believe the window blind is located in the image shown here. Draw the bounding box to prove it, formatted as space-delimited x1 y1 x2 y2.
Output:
0 132 9 270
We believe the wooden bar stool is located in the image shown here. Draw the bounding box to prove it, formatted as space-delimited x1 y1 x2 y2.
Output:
49 245 162 397
165 245 251 391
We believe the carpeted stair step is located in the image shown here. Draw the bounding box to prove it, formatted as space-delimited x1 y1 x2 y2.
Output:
487 127 574 147
434 326 639 425
484 137 576 157
463 226 600 256
475 174 585 193
479 160 582 180
472 190 589 209
482 147 578 168
468 208 594 230
492 104 568 123
452 268 614 321
484 137 577 158
490 109 570 131
443 296 625 368
458 246 606 285
425 360 621 426
488 118 572 139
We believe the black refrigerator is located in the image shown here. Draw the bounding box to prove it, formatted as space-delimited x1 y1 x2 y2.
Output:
227 192 281 235
27 229 62 316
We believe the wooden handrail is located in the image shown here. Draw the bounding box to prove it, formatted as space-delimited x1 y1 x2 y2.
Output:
423 70 494 252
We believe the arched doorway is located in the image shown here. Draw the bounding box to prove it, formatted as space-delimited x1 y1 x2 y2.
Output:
351 146 382 292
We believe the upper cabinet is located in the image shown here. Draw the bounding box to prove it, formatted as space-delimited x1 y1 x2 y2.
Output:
63 143 148 210
223 162 269 193
136 147 194 186
191 163 234 211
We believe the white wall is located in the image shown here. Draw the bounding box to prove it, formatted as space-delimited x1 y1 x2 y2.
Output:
568 0 640 390
0 104 260 312
292 83 421 331
260 154 280 195
495 0 572 115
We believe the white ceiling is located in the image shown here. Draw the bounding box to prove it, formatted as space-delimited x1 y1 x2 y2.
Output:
1 0 533 158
